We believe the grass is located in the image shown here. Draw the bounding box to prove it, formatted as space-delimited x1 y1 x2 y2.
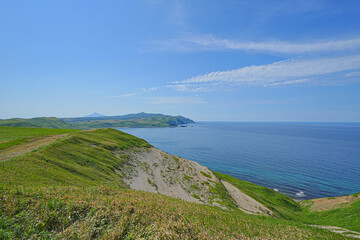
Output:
213 172 360 233
0 185 349 240
147 179 158 189
0 126 79 150
190 184 201 190
0 117 74 129
213 172 304 221
62 113 195 129
0 128 150 187
0 115 195 130
183 175 193 181
302 196 360 232
200 171 212 178
69 117 189 129
0 126 355 239
209 181 239 210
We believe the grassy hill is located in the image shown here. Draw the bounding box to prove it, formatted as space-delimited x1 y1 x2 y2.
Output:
0 117 74 129
0 128 149 187
301 193 360 232
62 112 195 129
0 113 195 130
62 112 195 123
214 172 304 221
0 126 79 150
0 126 355 239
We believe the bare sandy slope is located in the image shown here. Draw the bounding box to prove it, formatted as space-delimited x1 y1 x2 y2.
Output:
221 180 273 216
0 134 68 161
309 194 360 212
117 147 222 205
116 147 273 215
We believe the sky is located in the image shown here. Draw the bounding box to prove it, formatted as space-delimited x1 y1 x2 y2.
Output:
1 0 360 121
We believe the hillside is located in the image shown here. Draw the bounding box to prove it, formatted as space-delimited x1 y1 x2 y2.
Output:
0 126 356 239
0 113 195 130
0 117 74 129
301 193 360 232
84 112 107 118
0 126 79 151
61 112 195 129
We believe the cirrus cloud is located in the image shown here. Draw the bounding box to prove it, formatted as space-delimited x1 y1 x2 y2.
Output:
157 35 360 54
168 54 360 91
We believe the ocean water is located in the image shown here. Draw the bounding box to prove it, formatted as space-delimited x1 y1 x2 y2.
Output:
118 122 360 200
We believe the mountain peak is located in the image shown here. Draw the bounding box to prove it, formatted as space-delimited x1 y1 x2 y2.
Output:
84 112 106 118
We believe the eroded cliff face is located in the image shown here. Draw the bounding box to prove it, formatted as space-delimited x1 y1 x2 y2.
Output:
116 147 221 206
114 147 272 216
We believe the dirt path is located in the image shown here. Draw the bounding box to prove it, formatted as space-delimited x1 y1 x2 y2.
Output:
221 180 273 216
309 194 360 212
0 134 68 161
311 225 360 239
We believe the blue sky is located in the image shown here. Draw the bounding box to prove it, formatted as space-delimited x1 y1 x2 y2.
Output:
1 0 360 121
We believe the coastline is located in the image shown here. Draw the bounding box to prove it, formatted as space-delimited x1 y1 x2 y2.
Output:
119 122 360 200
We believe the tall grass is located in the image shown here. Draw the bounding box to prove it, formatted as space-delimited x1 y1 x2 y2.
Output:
0 129 150 188
302 197 360 232
213 172 304 221
0 185 348 240
0 127 355 239
0 126 79 150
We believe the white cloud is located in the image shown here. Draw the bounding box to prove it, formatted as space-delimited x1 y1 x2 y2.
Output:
169 54 360 91
110 93 138 98
266 79 310 87
110 87 160 98
142 86 159 92
148 96 205 104
345 71 360 77
158 35 360 54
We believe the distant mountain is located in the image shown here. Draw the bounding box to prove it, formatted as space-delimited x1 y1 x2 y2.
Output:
0 113 195 130
61 112 195 129
84 112 106 118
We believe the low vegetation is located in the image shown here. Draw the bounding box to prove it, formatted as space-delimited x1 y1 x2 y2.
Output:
0 185 348 240
0 126 78 150
62 113 195 129
200 171 212 178
0 113 195 130
0 126 356 239
0 128 150 187
0 117 73 129
209 181 239 210
213 172 304 220
301 194 360 232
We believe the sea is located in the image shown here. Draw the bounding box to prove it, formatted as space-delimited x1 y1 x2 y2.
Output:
117 122 360 200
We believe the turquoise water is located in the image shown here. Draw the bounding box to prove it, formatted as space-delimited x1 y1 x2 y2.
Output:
118 122 360 199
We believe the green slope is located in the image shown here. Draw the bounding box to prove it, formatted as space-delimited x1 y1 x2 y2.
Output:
0 185 346 240
62 112 195 123
301 193 360 232
0 113 195 130
0 117 74 129
0 128 150 187
0 126 79 150
62 113 195 129
0 127 352 239
213 172 304 221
